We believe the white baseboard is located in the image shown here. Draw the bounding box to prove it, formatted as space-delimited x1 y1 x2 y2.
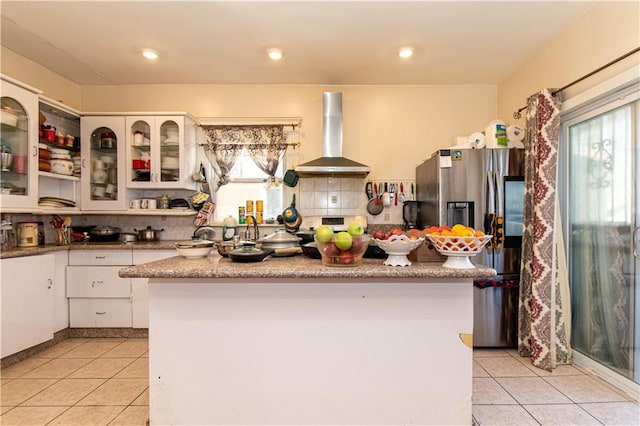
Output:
572 350 640 402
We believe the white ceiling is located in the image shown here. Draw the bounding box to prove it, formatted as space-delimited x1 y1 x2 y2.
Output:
1 1 595 86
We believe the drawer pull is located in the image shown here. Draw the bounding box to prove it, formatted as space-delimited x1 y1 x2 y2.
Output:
96 311 107 315
47 278 52 289
95 256 107 259
91 280 104 287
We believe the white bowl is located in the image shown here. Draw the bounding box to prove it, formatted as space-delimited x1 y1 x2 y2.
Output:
175 245 213 258
425 234 493 269
1 109 18 127
373 234 424 266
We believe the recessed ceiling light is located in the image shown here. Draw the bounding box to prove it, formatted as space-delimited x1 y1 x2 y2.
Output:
267 48 284 61
398 47 414 59
142 49 159 60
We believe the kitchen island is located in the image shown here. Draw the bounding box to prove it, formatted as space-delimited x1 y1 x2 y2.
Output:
120 254 495 425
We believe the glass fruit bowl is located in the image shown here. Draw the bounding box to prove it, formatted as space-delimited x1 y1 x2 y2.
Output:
314 234 371 267
373 234 425 266
425 234 493 269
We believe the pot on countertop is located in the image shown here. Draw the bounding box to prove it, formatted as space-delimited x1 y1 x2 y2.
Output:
257 229 301 256
119 232 138 243
134 226 164 241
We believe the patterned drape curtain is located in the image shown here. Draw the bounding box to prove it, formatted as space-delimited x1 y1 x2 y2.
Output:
518 89 572 371
202 125 288 189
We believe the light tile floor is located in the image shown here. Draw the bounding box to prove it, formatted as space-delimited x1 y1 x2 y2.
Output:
1 339 639 425
473 348 640 426
0 338 149 425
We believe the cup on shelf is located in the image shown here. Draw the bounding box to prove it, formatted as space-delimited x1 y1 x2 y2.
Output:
145 198 157 209
133 132 144 146
92 185 106 197
130 199 142 209
105 183 116 195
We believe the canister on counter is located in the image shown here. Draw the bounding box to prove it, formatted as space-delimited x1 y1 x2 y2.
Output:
16 222 39 247
246 200 254 214
238 206 246 224
256 211 264 224
256 199 264 212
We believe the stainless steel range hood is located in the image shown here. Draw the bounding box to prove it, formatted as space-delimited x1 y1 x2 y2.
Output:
295 92 370 177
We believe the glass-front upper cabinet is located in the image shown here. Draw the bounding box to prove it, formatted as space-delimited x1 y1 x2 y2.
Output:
125 115 196 190
80 116 126 210
0 77 40 211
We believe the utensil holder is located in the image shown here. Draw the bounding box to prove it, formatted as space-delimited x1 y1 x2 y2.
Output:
54 227 71 245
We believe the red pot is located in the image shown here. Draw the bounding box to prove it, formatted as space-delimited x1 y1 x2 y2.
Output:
42 128 55 142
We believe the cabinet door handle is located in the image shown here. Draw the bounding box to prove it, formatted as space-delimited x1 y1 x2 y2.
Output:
47 278 52 289
95 256 106 259
96 311 107 315
91 280 104 287
32 145 38 157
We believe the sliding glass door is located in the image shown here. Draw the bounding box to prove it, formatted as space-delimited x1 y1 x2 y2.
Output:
562 90 639 384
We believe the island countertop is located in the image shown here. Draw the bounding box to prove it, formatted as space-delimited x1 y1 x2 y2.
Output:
119 253 496 279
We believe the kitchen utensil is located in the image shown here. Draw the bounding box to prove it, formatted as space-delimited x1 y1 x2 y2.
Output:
119 232 138 243
90 226 121 242
169 198 190 209
393 183 398 205
389 183 395 205
382 182 391 206
228 242 273 263
374 183 380 205
283 214 302 233
283 169 299 187
410 182 415 200
16 222 39 247
134 226 165 241
282 194 299 223
367 184 383 215
175 240 214 258
403 201 419 229
398 183 406 202
365 181 373 200
1 152 13 171
258 229 301 255
216 240 236 257
295 230 316 245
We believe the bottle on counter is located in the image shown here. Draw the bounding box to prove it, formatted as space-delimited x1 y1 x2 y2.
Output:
222 215 238 241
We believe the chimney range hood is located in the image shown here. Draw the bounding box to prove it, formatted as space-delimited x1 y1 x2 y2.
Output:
295 92 370 177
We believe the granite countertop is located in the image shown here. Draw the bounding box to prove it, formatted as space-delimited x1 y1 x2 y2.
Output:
119 253 497 280
0 240 180 259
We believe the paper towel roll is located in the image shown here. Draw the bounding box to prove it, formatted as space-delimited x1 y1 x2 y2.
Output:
467 132 486 149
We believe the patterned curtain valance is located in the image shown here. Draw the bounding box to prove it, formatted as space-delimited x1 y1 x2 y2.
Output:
201 124 300 189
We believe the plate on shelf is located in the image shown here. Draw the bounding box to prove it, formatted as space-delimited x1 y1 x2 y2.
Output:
163 138 179 145
38 196 76 207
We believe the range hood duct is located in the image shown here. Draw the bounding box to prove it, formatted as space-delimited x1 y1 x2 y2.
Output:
295 92 370 177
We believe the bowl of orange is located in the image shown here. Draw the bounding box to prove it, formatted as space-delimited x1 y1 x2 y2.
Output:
425 224 492 269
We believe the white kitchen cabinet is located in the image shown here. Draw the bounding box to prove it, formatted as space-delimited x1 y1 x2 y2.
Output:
67 249 132 327
0 76 41 212
125 114 197 190
53 250 69 332
131 249 174 328
1 254 54 357
80 116 127 211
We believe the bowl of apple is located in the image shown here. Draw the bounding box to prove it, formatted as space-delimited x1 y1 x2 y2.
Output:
314 223 370 267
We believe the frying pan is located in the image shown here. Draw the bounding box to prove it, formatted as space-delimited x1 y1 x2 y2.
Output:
367 182 383 216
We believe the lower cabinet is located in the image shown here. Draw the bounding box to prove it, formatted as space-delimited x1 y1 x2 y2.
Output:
1 254 55 358
66 249 173 329
67 250 133 328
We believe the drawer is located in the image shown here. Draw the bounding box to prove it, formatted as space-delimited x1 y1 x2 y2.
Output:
69 298 132 328
67 266 131 298
69 250 132 266
133 250 175 265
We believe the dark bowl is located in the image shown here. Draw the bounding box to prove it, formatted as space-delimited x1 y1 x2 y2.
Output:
301 242 321 259
363 241 387 259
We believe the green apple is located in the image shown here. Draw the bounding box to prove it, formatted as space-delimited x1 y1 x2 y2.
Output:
315 225 334 243
334 231 353 250
347 222 364 237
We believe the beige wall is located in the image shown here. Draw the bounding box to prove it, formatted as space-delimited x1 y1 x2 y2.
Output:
81 84 497 181
498 1 640 125
1 47 82 109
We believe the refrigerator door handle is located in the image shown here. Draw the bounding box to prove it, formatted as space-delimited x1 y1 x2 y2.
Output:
485 170 496 249
634 226 640 259
494 171 504 251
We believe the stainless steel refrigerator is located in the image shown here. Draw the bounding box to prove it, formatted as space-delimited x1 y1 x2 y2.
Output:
415 148 525 347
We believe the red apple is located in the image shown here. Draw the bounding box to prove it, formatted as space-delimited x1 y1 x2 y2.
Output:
339 250 354 264
323 242 340 257
373 229 385 240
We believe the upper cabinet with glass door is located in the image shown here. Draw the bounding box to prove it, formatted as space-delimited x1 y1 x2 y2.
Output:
0 76 41 211
126 114 197 190
80 116 127 211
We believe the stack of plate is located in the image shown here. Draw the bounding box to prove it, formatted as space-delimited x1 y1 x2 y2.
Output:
161 156 179 169
38 196 76 208
49 148 74 176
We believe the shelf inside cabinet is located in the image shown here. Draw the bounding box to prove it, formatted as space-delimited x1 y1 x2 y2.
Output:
39 171 80 182
39 138 79 154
